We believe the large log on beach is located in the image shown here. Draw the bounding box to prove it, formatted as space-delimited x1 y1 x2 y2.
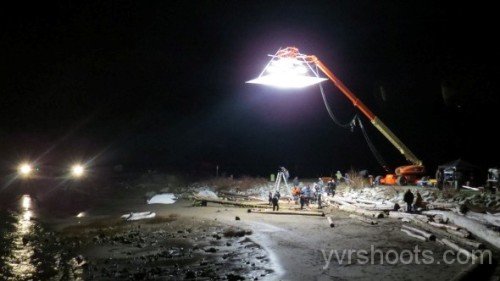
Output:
350 202 393 211
338 204 385 218
446 228 471 238
402 224 435 240
388 211 429 222
355 199 382 205
423 210 498 249
330 197 355 205
438 238 477 261
401 228 427 241
428 221 460 231
465 211 500 227
426 202 460 210
192 195 270 208
403 214 485 249
353 199 395 211
248 208 325 216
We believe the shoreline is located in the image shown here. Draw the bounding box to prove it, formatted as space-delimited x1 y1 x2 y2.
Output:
4 183 500 280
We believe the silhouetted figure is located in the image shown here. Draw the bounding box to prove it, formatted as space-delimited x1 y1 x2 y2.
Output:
404 189 414 213
414 191 424 210
272 192 280 211
299 194 305 210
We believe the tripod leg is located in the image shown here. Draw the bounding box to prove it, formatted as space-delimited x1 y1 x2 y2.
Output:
275 172 282 192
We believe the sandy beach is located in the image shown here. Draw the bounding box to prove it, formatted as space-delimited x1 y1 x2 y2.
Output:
31 183 499 281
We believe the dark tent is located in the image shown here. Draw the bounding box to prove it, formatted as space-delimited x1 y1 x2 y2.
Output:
436 158 481 188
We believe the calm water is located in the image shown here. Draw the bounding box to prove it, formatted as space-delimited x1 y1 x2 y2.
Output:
0 194 85 281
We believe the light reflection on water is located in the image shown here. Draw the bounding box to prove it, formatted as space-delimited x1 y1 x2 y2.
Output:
0 194 86 281
6 194 36 280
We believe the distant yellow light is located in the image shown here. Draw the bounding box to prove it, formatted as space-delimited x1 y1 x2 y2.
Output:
18 163 32 176
71 164 84 177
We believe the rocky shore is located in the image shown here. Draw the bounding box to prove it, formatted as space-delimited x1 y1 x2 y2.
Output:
10 175 500 281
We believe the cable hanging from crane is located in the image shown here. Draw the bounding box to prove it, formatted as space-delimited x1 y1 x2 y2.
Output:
355 116 391 173
316 70 390 172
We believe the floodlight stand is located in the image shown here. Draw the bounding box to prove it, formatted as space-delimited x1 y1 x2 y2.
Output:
274 171 290 195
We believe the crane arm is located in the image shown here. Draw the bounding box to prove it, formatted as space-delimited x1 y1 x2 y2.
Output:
309 55 423 166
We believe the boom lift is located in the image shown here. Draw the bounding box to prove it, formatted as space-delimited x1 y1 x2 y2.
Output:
248 47 425 185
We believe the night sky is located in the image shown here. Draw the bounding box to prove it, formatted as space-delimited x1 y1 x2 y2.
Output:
1 1 498 179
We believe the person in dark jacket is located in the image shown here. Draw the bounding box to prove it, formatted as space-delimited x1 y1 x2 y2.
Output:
327 180 336 196
414 191 424 210
403 189 414 213
272 192 280 211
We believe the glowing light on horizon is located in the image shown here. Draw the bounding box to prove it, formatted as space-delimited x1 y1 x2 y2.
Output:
71 164 85 178
18 163 32 177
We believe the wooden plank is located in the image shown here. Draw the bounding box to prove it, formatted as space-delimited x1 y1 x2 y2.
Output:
248 208 325 217
192 195 270 208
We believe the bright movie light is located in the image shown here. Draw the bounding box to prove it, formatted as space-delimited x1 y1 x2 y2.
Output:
246 56 327 88
18 163 32 177
247 75 327 88
71 164 85 178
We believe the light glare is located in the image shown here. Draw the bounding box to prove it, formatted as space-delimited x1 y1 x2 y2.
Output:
247 75 327 88
71 164 84 177
18 163 32 176
247 56 327 88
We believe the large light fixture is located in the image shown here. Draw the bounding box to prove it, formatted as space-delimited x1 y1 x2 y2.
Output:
246 47 327 88
247 46 422 168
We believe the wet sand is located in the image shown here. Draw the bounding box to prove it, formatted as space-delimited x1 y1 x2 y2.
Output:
34 186 499 281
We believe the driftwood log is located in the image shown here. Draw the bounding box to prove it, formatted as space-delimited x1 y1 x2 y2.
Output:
423 210 496 249
465 211 500 227
446 228 471 238
192 195 270 208
327 216 335 228
349 214 378 225
403 216 484 249
428 221 460 231
354 198 384 205
247 208 325 216
388 211 429 222
353 203 394 211
438 238 477 261
431 214 449 224
401 228 427 241
332 197 393 211
338 204 385 218
402 224 435 241
426 202 460 210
